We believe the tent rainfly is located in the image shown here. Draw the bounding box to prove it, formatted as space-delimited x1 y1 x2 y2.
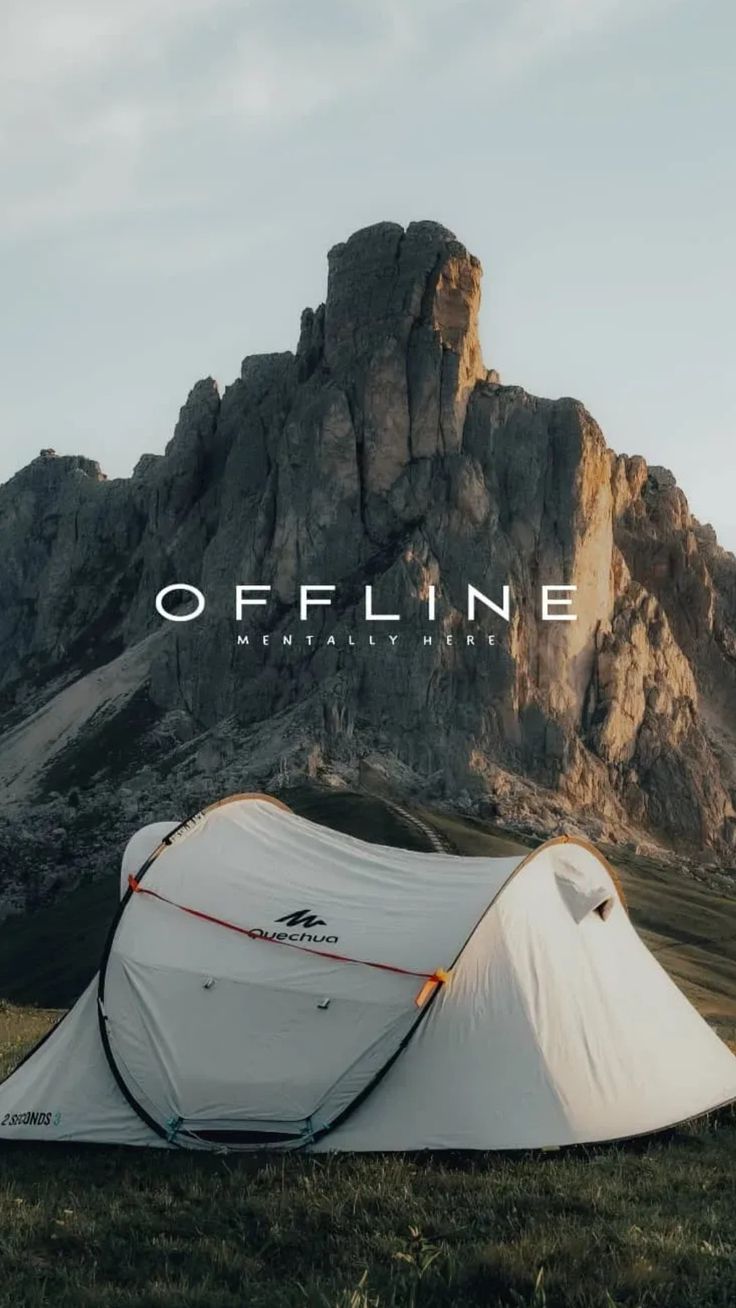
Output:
2 793 735 1152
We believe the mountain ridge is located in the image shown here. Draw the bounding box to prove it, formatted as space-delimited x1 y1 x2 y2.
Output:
1 219 735 917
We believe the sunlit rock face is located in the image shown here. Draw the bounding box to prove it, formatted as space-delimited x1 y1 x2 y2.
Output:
1 220 735 915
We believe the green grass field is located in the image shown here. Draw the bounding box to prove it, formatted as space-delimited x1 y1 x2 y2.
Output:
1 791 736 1306
0 1040 734 1308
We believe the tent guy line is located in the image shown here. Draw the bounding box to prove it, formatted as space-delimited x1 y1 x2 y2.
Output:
127 873 452 999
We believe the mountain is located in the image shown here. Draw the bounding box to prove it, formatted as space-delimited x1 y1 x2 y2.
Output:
1 219 735 918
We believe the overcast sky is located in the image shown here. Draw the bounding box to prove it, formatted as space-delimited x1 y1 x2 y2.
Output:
2 0 734 548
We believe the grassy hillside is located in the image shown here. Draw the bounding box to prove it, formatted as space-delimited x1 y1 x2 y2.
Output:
0 874 118 1008
600 846 736 1047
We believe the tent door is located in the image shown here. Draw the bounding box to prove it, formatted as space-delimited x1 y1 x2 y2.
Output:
99 955 423 1150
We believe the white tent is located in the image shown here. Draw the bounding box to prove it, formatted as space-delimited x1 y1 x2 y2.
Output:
2 792 735 1151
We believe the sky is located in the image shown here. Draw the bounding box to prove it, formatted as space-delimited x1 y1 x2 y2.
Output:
2 0 735 549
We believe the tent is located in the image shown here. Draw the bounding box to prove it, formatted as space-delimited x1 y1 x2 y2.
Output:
2 792 735 1152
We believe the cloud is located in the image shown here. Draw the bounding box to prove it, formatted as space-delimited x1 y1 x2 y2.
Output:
0 0 679 242
0 0 415 238
443 0 682 91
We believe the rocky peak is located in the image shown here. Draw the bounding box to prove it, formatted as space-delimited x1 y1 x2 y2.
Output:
292 221 488 526
164 377 220 462
322 221 485 428
324 221 481 357
4 451 106 494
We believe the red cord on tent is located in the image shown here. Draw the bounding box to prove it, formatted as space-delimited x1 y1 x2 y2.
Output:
127 876 451 1004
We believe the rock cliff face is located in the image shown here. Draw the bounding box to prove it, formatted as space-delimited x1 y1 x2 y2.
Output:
1 220 735 915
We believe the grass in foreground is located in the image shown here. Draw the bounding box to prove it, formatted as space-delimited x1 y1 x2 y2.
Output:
1 1006 736 1308
1 1113 735 1307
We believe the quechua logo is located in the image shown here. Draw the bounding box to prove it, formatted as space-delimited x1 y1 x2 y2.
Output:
276 909 326 929
249 908 338 945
